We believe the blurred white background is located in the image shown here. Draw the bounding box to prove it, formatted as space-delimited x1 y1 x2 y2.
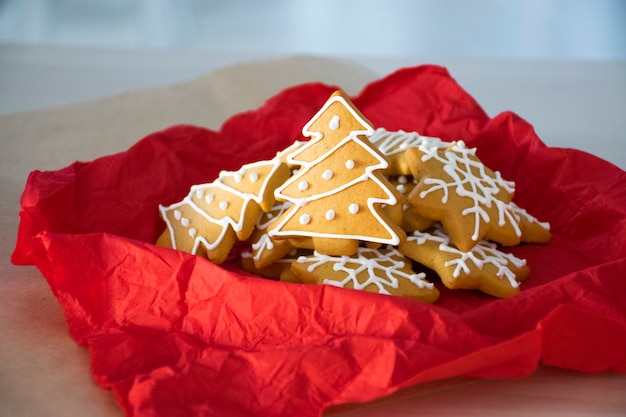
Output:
1 0 625 60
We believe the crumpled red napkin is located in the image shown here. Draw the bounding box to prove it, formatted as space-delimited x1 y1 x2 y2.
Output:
12 65 626 417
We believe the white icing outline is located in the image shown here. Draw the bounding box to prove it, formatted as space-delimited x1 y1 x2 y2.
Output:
216 157 284 204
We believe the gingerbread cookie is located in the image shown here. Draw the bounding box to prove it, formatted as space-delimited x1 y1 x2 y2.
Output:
156 197 238 264
247 200 300 269
398 225 529 298
384 175 436 232
509 202 551 243
241 248 308 283
157 156 291 263
368 128 448 175
268 91 406 256
406 141 520 251
292 246 439 303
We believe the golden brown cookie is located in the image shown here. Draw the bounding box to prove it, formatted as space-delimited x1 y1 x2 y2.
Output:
157 156 291 263
384 175 436 232
368 128 448 175
248 201 297 268
398 225 529 298
157 197 238 264
509 202 551 243
291 246 440 303
406 141 521 251
241 248 309 282
268 91 406 256
214 158 292 212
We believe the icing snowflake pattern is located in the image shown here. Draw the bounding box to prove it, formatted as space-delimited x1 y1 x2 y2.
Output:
409 226 526 288
298 247 433 295
418 141 517 241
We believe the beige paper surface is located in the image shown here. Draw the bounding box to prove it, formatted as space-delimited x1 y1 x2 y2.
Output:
0 55 379 417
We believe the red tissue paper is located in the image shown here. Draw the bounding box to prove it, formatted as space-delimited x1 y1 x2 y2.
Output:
12 65 626 417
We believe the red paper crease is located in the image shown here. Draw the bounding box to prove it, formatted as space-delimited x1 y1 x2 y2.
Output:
12 64 626 417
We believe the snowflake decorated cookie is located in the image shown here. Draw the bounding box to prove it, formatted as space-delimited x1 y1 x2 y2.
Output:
267 91 406 256
292 246 440 303
406 141 522 252
398 224 529 298
368 128 448 175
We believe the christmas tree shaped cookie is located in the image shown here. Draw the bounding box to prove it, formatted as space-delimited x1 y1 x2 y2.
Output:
268 91 406 256
157 156 291 263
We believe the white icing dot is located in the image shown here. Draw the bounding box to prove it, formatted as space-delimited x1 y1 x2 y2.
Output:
345 159 355 169
234 172 243 183
195 189 204 199
398 175 408 184
298 180 309 191
219 201 229 210
249 172 259 183
396 184 406 194
322 169 333 180
205 194 214 204
173 210 182 220
188 228 197 238
329 115 340 130
325 209 336 220
348 203 359 214
181 217 190 227
299 213 311 225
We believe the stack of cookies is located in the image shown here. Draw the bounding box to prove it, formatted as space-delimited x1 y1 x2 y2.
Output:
157 91 550 303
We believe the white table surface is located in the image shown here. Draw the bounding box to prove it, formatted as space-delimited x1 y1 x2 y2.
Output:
1 43 625 417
